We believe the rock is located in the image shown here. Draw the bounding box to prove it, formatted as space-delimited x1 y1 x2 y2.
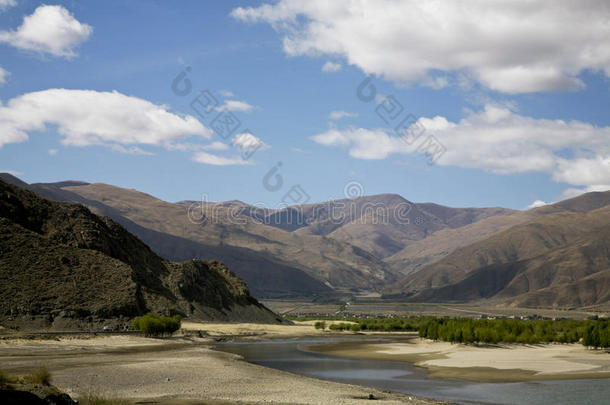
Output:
44 392 78 405
0 389 46 405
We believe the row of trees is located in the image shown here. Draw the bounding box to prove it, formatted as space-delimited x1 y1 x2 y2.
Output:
308 316 609 349
132 312 181 337
582 321 610 348
416 318 609 348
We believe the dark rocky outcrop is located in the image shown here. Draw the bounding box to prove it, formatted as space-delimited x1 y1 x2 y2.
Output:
0 179 282 330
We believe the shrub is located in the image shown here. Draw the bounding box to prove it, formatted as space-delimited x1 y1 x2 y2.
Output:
0 369 14 386
28 365 51 386
79 390 131 405
314 321 326 330
132 313 181 337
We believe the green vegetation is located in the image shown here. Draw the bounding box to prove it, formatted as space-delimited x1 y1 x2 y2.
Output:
417 318 609 348
291 315 609 348
329 322 361 332
0 369 14 386
27 365 51 386
582 320 610 348
314 321 326 330
132 312 181 337
79 390 131 405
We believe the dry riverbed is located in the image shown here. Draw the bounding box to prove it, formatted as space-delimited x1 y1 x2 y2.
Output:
303 338 610 382
0 324 443 405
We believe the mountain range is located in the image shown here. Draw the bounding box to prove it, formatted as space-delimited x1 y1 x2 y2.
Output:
2 172 609 310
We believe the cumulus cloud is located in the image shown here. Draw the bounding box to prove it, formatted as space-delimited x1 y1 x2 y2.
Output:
232 0 610 93
216 99 255 112
329 110 358 120
553 157 610 186
192 151 252 166
322 61 341 72
0 5 92 58
311 104 610 188
231 132 268 153
219 90 235 98
0 67 9 85
48 148 58 156
0 89 210 150
311 127 406 160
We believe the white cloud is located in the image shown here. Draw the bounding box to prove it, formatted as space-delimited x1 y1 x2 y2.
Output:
231 132 268 153
0 5 92 58
232 0 610 94
312 127 405 160
311 104 610 188
0 0 16 11
322 61 341 72
109 144 154 155
192 151 252 166
329 110 358 120
204 141 230 151
216 100 255 112
0 88 210 150
553 157 610 186
48 148 58 156
219 90 235 98
526 200 549 210
0 67 9 85
166 141 229 152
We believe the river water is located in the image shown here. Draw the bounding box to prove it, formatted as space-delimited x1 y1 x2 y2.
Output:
213 338 610 405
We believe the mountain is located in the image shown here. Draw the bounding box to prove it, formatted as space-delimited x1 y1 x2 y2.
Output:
1 175 518 297
12 180 332 298
384 210 534 276
385 192 610 308
4 173 608 309
27 181 397 295
26 180 516 296
383 192 610 277
261 195 515 258
0 178 281 330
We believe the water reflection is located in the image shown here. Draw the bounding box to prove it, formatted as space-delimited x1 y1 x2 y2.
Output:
214 338 610 405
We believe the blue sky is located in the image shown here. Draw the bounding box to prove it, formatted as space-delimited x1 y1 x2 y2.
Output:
0 1 609 209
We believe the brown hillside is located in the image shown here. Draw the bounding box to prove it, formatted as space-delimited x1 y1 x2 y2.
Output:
385 193 610 308
0 179 281 329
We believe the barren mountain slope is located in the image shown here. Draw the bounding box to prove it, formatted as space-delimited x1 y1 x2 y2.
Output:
0 179 281 329
55 183 394 292
385 192 610 308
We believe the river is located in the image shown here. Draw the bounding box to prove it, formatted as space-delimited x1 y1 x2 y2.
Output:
213 337 610 405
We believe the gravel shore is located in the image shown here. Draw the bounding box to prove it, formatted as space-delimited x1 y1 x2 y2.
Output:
0 335 446 405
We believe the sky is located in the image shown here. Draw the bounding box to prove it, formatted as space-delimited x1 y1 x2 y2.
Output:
0 0 609 210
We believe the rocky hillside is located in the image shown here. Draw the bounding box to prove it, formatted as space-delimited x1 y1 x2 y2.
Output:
0 178 281 330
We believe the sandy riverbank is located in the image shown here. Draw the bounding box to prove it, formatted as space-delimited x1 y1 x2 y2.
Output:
180 319 354 338
0 332 443 405
303 338 610 382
